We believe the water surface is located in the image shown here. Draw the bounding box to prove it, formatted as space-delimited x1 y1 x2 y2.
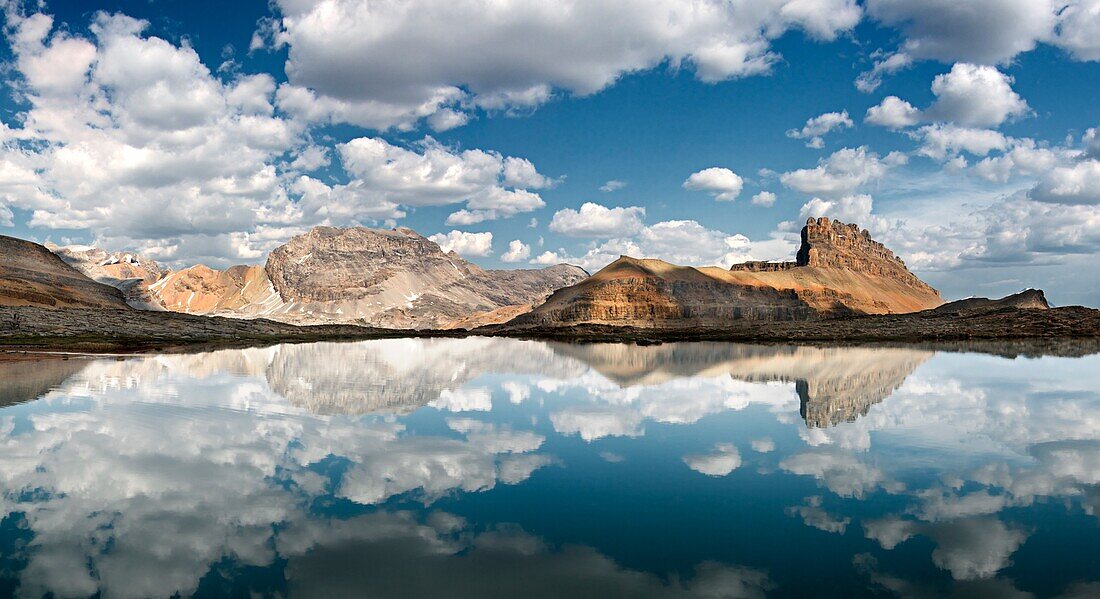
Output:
1 339 1098 598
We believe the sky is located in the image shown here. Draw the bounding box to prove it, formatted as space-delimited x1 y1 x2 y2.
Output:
0 0 1098 305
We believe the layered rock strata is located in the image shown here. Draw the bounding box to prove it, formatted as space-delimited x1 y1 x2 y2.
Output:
512 218 943 328
0 235 130 309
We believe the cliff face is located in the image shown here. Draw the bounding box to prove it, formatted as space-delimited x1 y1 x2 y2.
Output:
513 218 943 328
793 218 936 295
0 236 131 310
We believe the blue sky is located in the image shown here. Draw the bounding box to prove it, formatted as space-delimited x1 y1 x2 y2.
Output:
1 0 1099 304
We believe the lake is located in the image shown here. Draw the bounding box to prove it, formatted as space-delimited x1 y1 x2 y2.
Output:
0 339 1098 598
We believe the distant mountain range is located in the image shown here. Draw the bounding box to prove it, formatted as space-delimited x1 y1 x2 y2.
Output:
0 219 1065 335
41 226 588 329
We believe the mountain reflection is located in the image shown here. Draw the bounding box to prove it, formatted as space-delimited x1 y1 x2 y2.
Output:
0 339 1097 597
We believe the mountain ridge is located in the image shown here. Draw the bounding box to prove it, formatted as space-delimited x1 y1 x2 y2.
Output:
508 218 944 329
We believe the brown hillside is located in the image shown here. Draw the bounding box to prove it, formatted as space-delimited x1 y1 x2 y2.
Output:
0 235 130 309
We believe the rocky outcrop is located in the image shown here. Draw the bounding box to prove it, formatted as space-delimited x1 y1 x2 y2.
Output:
0 235 131 310
511 218 943 329
933 289 1050 314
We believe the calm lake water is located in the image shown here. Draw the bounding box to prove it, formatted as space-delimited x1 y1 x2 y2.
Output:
0 339 1098 598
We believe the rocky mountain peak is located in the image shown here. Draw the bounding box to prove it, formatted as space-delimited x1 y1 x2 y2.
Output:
794 217 934 293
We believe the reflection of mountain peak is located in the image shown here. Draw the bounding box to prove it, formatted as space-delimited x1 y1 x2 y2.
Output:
551 342 932 428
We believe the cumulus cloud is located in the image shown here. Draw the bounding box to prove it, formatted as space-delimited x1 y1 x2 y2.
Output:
864 0 1058 65
914 125 1009 161
1054 1 1100 61
780 147 892 198
501 240 532 263
530 250 566 266
860 1 1100 90
683 167 745 201
549 202 646 238
1030 160 1100 205
429 230 494 257
865 63 1028 133
0 11 307 265
926 63 1030 127
264 0 862 129
786 111 854 148
798 194 875 227
865 96 921 129
751 191 777 207
0 8 555 267
535 219 795 272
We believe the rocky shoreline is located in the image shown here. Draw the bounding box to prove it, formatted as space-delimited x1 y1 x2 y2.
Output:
3 302 1098 357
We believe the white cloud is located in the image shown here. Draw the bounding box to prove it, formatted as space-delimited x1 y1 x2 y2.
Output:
429 230 494 257
926 63 1030 127
1054 0 1100 61
751 438 776 453
0 11 307 266
799 194 875 227
866 63 1028 133
266 0 862 129
865 0 1059 65
914 124 1009 161
599 180 626 193
751 191 777 207
683 167 745 201
502 157 555 190
549 202 646 238
786 111 853 148
683 443 742 476
538 219 795 272
0 8 555 267
780 147 891 198
531 250 565 266
501 240 532 263
1030 159 1100 205
855 51 913 93
334 137 549 225
865 96 921 129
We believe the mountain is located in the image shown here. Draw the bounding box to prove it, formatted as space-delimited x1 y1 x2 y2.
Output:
509 218 943 329
51 226 587 329
49 245 166 309
0 235 131 309
259 226 588 328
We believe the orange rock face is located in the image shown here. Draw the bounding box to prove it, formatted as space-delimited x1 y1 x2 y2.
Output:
515 218 944 328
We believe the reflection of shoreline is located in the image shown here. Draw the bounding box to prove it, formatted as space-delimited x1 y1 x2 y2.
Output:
0 357 91 407
551 343 932 428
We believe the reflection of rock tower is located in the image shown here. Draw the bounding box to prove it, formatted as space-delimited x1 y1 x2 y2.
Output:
794 357 918 428
551 342 932 428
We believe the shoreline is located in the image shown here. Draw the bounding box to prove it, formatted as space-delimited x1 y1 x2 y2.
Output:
3 304 1099 360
